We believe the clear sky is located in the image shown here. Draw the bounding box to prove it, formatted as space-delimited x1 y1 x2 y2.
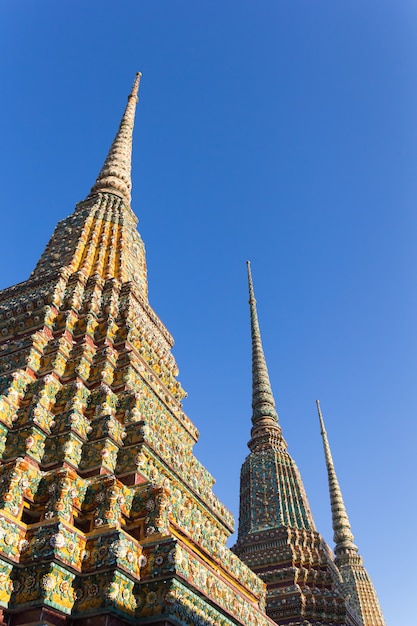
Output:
1 2 416 623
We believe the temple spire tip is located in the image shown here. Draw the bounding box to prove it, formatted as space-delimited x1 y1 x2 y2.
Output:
316 399 326 434
246 260 255 303
247 262 286 450
89 74 141 203
130 72 142 99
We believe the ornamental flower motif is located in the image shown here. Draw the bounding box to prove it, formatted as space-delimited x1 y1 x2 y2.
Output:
155 556 164 566
59 580 70 594
165 590 178 605
41 574 55 591
130 410 141 422
88 583 99 596
50 533 66 548
138 555 147 568
168 548 177 564
146 591 157 605
24 575 36 589
110 540 127 558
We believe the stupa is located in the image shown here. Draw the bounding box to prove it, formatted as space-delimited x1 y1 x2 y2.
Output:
0 74 276 626
232 262 385 626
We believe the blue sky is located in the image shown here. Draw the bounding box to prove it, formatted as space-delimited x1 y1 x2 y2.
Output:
1 2 416 623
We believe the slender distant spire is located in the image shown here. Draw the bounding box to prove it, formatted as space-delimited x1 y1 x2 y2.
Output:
90 72 141 203
316 400 357 556
316 401 387 625
247 261 286 451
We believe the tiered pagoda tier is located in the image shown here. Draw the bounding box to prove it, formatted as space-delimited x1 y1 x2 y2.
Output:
316 401 386 626
232 263 361 626
0 75 277 626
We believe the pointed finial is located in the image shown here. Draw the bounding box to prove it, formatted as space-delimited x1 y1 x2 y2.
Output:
316 400 358 556
247 262 286 451
130 72 142 99
316 399 326 435
247 260 256 303
89 72 142 203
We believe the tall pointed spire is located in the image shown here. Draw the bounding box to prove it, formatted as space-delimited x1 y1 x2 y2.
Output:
316 401 386 626
90 72 141 203
246 261 286 451
233 265 352 624
316 400 357 555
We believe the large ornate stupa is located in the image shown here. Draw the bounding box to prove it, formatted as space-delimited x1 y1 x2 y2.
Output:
0 74 276 626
